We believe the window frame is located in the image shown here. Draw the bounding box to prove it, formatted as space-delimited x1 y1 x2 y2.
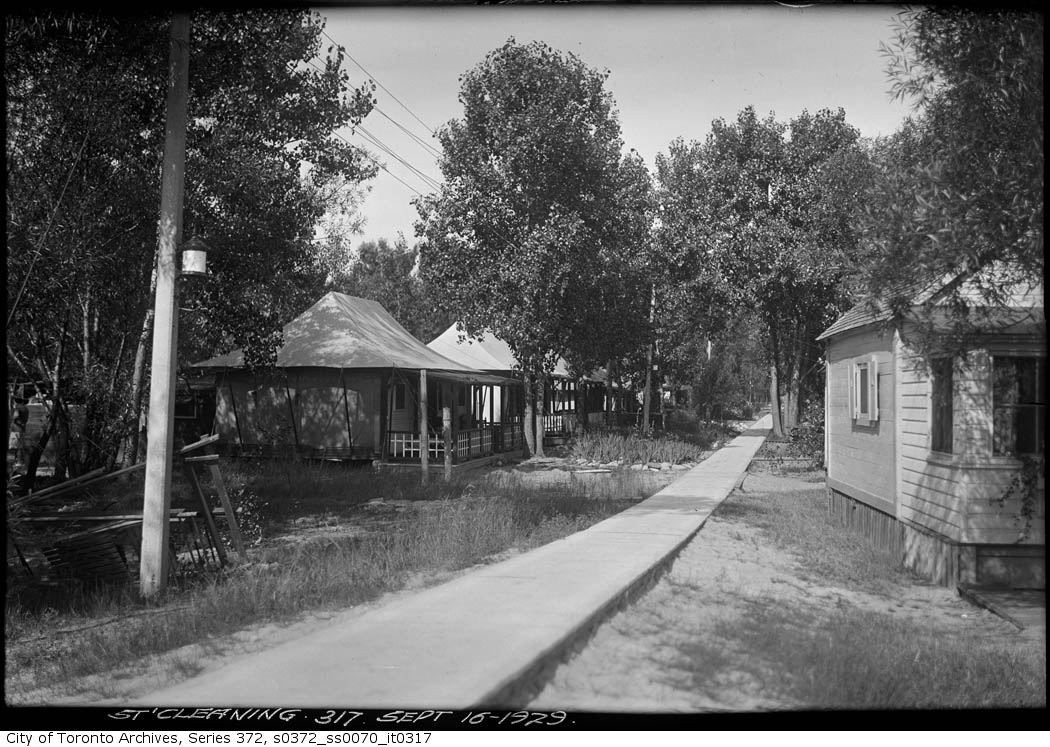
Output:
929 356 954 455
991 354 1046 457
850 355 880 426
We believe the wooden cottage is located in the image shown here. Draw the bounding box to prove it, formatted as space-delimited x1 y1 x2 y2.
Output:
818 268 1044 589
427 324 629 437
193 293 522 467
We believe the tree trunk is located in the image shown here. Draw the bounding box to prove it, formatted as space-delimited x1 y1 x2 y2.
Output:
642 351 653 434
783 332 804 432
604 359 614 427
576 376 587 434
122 270 157 469
50 314 72 481
21 412 56 492
769 362 785 438
641 285 656 433
533 376 545 458
522 372 535 458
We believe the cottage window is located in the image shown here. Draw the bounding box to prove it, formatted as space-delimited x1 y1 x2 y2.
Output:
394 382 405 410
930 357 954 454
992 356 1046 456
851 356 879 424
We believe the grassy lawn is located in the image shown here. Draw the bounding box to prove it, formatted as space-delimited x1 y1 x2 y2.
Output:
705 474 1046 709
5 458 650 702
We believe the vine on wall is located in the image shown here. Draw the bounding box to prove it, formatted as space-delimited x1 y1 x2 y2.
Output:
991 454 1045 541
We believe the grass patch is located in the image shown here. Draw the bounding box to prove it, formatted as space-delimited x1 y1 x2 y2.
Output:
713 598 1046 709
571 426 726 465
5 460 647 702
712 481 910 594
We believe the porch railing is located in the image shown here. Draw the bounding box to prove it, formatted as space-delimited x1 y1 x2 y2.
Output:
455 427 493 461
387 424 516 463
543 412 569 435
495 421 523 452
387 431 445 461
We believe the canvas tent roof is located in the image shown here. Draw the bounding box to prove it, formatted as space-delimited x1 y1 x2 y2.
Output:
427 324 577 378
817 265 1044 341
193 293 513 384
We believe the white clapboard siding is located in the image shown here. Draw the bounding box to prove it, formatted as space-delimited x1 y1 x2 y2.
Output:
825 327 896 512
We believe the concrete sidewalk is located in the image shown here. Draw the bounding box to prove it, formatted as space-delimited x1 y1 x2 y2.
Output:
132 415 773 708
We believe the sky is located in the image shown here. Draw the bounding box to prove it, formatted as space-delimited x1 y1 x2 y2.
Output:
320 4 914 247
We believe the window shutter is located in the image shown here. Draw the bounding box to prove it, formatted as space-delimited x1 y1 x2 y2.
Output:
850 363 858 419
869 355 879 421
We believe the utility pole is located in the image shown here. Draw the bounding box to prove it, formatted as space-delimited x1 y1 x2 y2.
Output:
140 12 191 597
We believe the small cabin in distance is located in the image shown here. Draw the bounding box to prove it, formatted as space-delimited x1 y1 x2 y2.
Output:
819 267 1044 590
427 324 632 438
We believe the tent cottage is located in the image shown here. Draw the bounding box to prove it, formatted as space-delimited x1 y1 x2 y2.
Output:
193 293 523 466
819 267 1045 589
427 324 630 438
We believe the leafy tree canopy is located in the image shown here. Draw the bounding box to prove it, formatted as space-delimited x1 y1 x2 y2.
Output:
6 10 376 472
862 8 1043 337
416 38 654 381
655 106 872 432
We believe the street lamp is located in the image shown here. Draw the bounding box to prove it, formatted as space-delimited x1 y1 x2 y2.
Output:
180 235 211 278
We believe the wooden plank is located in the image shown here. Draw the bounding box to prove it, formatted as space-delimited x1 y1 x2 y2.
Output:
208 463 246 561
19 467 108 500
183 454 219 464
178 433 220 454
11 462 148 507
184 465 227 565
826 476 897 516
20 509 208 522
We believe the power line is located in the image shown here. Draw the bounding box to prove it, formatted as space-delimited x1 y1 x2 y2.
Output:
375 106 443 160
355 124 442 191
301 57 438 195
319 28 437 137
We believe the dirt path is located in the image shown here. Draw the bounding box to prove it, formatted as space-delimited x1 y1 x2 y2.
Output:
528 471 1035 712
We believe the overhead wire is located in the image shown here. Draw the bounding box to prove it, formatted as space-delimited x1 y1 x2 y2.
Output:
302 56 441 195
355 124 442 191
309 30 530 257
374 106 443 160
319 28 437 137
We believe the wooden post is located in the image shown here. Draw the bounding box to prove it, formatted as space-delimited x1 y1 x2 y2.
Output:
226 374 243 446
380 371 391 461
140 12 190 597
442 406 452 481
283 381 300 454
340 369 354 455
419 369 428 483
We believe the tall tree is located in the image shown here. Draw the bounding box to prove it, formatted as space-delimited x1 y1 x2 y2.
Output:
862 8 1043 347
327 236 451 342
416 39 652 454
656 107 872 436
6 10 376 482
